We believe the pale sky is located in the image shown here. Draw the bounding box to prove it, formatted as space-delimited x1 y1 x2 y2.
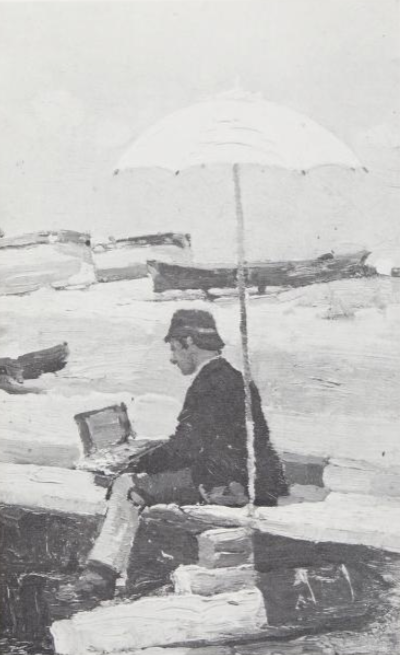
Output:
0 0 399 260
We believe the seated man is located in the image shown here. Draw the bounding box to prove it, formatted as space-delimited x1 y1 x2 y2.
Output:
58 309 288 606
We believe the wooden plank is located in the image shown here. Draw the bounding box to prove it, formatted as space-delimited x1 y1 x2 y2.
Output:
144 492 400 554
141 504 238 534
0 463 106 517
50 589 268 655
173 564 256 596
324 459 400 497
198 528 254 569
264 492 400 553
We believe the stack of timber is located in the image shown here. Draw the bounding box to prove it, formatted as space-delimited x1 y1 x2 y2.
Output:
92 231 192 283
50 492 400 654
0 230 95 295
1 399 399 651
1 457 400 651
0 452 308 646
147 249 375 294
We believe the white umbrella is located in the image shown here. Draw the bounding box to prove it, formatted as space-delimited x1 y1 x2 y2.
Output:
115 91 363 512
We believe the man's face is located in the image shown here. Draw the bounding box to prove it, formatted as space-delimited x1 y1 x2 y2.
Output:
169 338 197 376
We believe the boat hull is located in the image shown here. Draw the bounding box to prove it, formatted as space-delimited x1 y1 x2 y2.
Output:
148 250 373 293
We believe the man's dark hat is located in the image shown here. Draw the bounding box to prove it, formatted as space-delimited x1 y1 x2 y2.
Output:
165 309 225 350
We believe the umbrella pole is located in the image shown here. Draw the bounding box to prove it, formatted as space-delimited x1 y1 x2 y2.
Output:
233 163 256 515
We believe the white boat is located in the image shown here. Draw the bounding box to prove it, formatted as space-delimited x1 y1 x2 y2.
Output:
0 230 95 296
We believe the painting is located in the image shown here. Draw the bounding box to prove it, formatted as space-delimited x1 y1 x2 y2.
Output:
0 1 399 654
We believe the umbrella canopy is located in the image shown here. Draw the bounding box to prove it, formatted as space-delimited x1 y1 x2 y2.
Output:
116 92 361 174
116 92 363 512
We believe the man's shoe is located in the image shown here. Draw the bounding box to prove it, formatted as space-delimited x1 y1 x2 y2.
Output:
54 562 118 615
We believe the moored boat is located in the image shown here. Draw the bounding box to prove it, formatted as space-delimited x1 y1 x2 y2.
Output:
147 250 374 293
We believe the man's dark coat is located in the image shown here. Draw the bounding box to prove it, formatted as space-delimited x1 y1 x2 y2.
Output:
134 357 288 506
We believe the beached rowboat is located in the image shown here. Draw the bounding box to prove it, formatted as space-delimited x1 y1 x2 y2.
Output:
147 250 374 293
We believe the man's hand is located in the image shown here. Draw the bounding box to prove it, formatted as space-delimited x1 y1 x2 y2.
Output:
127 488 146 508
199 481 248 507
106 472 148 509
